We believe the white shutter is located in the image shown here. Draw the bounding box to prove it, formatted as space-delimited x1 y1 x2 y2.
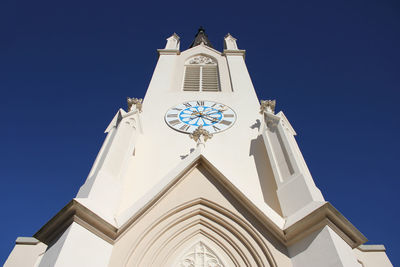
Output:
183 66 201 91
201 65 219 91
183 55 220 92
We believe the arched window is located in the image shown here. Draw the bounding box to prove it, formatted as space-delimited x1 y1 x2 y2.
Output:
183 55 220 92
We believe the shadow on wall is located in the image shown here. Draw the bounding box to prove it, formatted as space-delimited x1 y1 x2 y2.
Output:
198 165 289 259
249 134 283 217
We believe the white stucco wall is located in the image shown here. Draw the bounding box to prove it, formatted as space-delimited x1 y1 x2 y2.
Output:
354 246 393 267
23 35 392 267
289 226 360 267
39 223 113 267
4 238 47 267
115 45 283 222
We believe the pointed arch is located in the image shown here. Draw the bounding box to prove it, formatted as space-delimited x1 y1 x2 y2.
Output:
123 198 277 267
184 54 218 65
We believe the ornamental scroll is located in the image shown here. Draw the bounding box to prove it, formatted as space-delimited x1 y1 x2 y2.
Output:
188 55 216 65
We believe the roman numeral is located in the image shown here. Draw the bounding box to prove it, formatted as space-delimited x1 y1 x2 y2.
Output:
224 114 234 118
183 102 192 107
196 101 204 106
172 108 182 111
167 114 178 118
212 125 220 131
211 103 217 107
219 120 232 126
169 119 180 126
179 124 190 131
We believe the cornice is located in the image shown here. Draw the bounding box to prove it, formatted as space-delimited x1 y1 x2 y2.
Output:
357 244 386 251
180 44 222 56
15 237 40 245
34 199 118 245
34 156 367 249
157 49 180 55
283 202 367 248
223 49 246 59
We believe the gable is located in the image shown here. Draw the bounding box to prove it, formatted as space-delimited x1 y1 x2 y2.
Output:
108 162 291 267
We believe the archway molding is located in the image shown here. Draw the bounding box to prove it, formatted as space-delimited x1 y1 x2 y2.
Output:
124 198 277 267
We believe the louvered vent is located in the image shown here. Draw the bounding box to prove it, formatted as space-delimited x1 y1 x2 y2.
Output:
183 66 201 91
183 55 220 92
201 65 219 91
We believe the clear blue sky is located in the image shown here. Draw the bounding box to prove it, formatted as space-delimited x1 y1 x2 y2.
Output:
1 0 399 265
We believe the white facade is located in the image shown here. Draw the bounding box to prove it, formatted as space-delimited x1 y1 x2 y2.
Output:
5 30 392 267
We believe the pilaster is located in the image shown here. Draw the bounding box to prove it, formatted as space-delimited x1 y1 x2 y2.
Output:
259 102 324 217
76 101 142 222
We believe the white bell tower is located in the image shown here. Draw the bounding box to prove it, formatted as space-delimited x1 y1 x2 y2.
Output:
5 28 392 267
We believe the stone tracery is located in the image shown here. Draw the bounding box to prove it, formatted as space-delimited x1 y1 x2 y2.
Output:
189 55 216 65
178 241 224 267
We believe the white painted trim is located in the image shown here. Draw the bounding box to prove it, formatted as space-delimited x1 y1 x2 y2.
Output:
277 111 296 135
157 49 180 55
15 237 40 245
223 49 246 59
358 244 386 251
34 149 367 249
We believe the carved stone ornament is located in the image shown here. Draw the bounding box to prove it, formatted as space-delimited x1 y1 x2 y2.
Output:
178 241 224 267
127 97 143 112
189 125 213 147
259 99 276 114
189 56 215 65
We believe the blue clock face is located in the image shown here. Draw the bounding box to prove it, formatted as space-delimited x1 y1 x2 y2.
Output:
165 100 236 134
179 106 223 127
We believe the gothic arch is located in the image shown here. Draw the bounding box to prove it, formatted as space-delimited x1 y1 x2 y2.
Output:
123 198 277 267
184 54 218 65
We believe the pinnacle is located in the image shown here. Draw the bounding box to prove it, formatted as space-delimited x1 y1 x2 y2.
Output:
189 26 213 49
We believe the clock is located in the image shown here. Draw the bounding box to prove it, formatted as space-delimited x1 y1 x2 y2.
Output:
165 100 236 134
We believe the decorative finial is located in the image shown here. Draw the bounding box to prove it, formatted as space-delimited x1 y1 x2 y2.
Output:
127 97 143 112
164 33 180 50
189 26 213 48
189 125 213 148
224 33 238 50
260 100 276 114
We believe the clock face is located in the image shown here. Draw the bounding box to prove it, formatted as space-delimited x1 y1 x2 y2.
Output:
165 100 236 134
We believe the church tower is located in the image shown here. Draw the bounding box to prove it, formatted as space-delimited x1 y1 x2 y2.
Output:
5 28 392 267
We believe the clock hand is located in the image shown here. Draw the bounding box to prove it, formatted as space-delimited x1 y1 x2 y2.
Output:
205 109 227 115
205 112 221 116
202 114 219 122
186 112 218 122
181 116 200 122
218 106 228 112
206 106 227 114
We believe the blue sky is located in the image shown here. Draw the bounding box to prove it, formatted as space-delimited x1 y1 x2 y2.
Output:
1 0 399 265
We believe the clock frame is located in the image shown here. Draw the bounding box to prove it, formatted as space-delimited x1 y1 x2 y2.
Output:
165 100 236 134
